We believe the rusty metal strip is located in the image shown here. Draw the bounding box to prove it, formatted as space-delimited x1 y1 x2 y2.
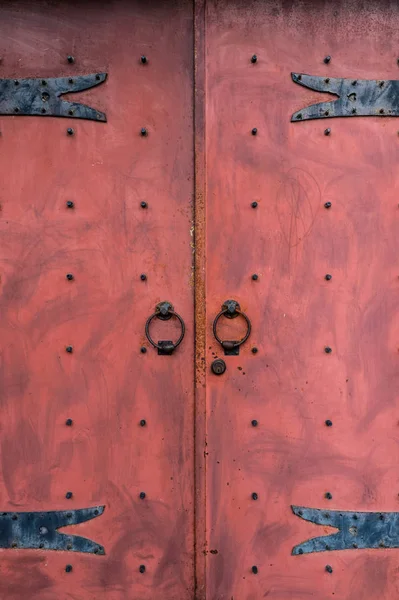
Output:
0 506 105 553
0 73 107 121
292 505 399 554
291 73 399 121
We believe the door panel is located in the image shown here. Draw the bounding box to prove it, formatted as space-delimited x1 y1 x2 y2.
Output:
205 1 399 598
0 2 194 599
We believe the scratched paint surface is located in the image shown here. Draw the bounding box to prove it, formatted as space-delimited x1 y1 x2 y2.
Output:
205 1 399 598
0 1 194 599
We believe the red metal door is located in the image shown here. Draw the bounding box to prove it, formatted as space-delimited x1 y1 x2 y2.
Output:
202 1 399 599
0 2 194 599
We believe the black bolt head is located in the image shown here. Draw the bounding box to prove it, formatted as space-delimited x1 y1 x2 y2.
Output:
65 418 73 426
325 565 333 573
67 56 75 64
251 565 258 574
251 347 258 354
140 273 147 281
252 492 258 500
324 201 332 208
67 128 74 136
139 565 146 573
141 201 148 208
139 492 146 499
141 128 147 136
251 128 258 135
66 201 74 208
140 347 147 354
251 201 258 208
66 346 73 353
66 273 74 281
251 55 257 63
324 346 332 353
325 274 332 281
324 55 331 64
251 419 258 427
325 419 333 427
141 56 147 64
65 491 73 499
252 274 258 281
65 564 73 573
324 128 331 136
140 419 146 427
325 492 333 500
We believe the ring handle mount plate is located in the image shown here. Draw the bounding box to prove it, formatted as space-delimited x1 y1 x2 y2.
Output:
145 301 185 355
213 299 251 356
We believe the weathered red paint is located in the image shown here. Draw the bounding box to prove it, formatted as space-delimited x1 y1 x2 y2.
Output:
0 1 194 599
205 1 399 598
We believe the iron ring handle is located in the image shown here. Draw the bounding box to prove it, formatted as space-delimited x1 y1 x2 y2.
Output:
213 308 251 349
145 309 185 351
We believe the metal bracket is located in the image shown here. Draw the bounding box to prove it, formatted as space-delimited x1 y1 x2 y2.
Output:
157 340 175 355
291 73 399 121
292 505 399 554
0 73 107 121
0 506 105 554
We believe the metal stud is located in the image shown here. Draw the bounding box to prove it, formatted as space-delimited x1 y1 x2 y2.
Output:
67 128 74 136
65 492 73 499
251 565 258 574
251 55 257 63
251 420 258 427
141 128 148 136
324 201 332 208
65 419 73 426
66 273 74 281
324 56 331 64
251 347 258 354
65 564 73 573
140 419 146 427
66 346 73 353
139 492 146 499
141 56 148 64
67 56 75 64
139 565 146 573
324 346 332 353
325 565 333 573
325 492 333 500
324 128 331 136
325 274 332 281
141 201 148 208
140 274 147 281
252 274 258 281
325 419 333 427
251 201 258 208
252 492 258 500
251 128 258 135
140 347 147 354
66 201 74 208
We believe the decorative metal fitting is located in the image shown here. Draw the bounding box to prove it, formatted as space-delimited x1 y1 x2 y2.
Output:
252 565 258 574
251 127 257 135
66 492 73 499
252 273 259 280
145 301 185 355
325 274 332 281
211 359 226 376
139 565 146 573
140 201 148 208
325 419 333 427
324 202 332 209
251 347 258 354
66 346 73 353
65 419 73 426
140 274 147 281
324 56 331 64
66 200 74 208
251 201 258 208
66 273 74 281
65 565 73 573
67 56 75 64
139 492 146 499
141 56 147 64
141 127 148 136
251 55 257 63
213 300 251 356
251 420 258 427
67 128 74 135
325 492 333 500
324 128 331 135
324 346 332 353
325 565 333 573
140 419 146 427
140 347 147 353
252 492 258 500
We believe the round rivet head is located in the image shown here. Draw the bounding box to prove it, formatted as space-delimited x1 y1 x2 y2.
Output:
325 346 332 353
324 128 331 136
325 565 333 573
66 200 74 208
141 201 148 208
65 419 73 426
139 492 146 499
67 128 74 136
139 565 146 573
140 346 147 354
65 491 73 499
252 492 258 500
251 419 258 427
252 274 258 280
141 128 147 136
67 56 75 64
251 201 258 208
251 347 258 354
325 274 332 281
140 419 146 427
325 419 333 427
141 56 147 64
325 492 333 500
251 55 257 63
324 56 331 64
66 346 73 353
324 201 332 209
65 564 73 573
66 273 74 281
251 128 257 135
140 273 147 281
252 565 258 574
